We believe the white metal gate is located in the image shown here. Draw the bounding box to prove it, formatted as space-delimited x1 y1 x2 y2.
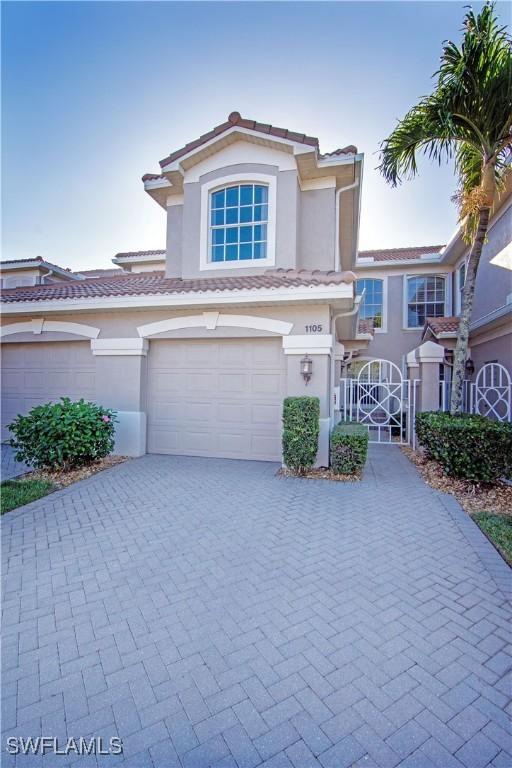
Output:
472 362 511 422
340 359 416 444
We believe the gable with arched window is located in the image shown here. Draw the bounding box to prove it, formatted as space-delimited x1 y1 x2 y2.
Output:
199 173 277 271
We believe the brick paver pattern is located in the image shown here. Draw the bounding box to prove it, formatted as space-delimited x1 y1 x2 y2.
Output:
2 446 511 767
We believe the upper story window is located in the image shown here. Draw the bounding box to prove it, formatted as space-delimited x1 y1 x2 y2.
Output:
456 261 466 314
406 275 446 328
356 278 384 330
210 184 268 263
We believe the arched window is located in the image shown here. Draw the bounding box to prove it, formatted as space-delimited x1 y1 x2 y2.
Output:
406 275 446 328
356 278 384 329
210 183 268 263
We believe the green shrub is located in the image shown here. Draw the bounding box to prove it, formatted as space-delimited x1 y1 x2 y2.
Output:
282 396 320 474
330 422 369 474
415 411 512 483
8 398 117 470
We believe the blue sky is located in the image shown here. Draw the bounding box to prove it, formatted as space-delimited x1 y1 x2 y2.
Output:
2 1 506 271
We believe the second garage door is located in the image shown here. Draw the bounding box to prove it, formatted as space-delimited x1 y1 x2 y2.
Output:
1 341 96 440
147 338 286 461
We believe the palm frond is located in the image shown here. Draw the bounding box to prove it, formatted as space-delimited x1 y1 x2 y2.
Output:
379 1 512 199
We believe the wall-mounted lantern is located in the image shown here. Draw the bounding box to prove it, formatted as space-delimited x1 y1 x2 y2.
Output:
465 358 475 377
300 354 313 385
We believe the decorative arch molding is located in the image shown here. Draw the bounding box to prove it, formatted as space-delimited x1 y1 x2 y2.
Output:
137 312 293 339
0 319 100 340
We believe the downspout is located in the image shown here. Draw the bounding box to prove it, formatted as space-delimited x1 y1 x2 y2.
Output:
39 268 54 285
329 293 364 425
334 178 359 271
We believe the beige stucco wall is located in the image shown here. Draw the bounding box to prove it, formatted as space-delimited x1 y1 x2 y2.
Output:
471 206 512 322
0 304 332 340
471 331 512 373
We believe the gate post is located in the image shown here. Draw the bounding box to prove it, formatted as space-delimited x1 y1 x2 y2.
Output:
414 341 445 412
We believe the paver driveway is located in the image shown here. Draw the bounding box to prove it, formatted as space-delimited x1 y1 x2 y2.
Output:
2 447 511 768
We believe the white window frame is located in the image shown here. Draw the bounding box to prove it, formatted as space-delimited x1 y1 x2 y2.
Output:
402 274 449 330
455 258 467 315
199 173 277 271
355 276 388 333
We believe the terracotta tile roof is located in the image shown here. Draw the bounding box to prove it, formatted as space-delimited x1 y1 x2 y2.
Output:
1 257 46 266
321 146 358 158
423 316 460 337
114 250 166 259
1 269 356 304
0 256 75 273
79 268 126 278
358 245 444 262
148 113 357 175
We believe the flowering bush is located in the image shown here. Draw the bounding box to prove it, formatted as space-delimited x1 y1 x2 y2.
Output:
8 398 117 470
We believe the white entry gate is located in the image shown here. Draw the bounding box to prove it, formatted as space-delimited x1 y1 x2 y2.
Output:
340 359 416 444
471 362 511 422
439 362 511 422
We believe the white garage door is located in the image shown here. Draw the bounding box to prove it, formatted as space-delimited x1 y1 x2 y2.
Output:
1 342 96 439
147 338 286 461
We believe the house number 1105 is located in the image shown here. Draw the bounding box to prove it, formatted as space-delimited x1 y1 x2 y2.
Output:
305 324 323 333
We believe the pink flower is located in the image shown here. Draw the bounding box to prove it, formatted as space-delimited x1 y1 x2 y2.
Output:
102 415 110 423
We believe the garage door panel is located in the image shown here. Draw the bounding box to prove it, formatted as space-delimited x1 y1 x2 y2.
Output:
147 338 286 461
181 429 216 452
218 372 247 394
216 402 247 425
217 432 247 454
217 344 249 367
251 342 283 367
251 434 281 457
251 403 281 425
251 372 283 395
186 372 215 393
1 342 95 439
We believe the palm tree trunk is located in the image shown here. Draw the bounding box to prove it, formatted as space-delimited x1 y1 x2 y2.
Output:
450 206 491 414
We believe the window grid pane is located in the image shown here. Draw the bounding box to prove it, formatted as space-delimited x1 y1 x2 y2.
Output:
356 278 384 329
209 184 268 263
407 276 445 328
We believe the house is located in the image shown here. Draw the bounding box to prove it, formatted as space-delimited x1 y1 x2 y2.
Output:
0 113 364 463
1 113 510 462
0 257 85 288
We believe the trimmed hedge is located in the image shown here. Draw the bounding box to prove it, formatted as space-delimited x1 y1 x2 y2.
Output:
282 396 320 474
330 422 369 474
415 411 512 483
8 397 117 470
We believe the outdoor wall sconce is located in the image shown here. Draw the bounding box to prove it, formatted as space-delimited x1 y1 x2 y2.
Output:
300 354 313 385
465 358 475 377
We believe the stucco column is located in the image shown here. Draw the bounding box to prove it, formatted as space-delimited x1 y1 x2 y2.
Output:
414 341 445 412
282 334 333 467
91 339 148 456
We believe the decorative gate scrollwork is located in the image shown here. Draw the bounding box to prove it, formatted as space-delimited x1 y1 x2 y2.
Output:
473 363 511 422
339 359 412 444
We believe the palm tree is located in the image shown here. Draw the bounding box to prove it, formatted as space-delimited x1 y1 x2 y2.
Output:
378 2 511 414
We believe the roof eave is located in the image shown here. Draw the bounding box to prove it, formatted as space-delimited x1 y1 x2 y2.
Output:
0 283 354 316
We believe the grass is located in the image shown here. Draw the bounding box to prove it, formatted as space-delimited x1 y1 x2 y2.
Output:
1 478 55 514
472 512 512 566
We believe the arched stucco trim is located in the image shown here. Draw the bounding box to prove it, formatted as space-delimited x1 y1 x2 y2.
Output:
0 319 100 340
137 312 293 338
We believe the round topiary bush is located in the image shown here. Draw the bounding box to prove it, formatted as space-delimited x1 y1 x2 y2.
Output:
415 411 512 483
8 397 117 470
